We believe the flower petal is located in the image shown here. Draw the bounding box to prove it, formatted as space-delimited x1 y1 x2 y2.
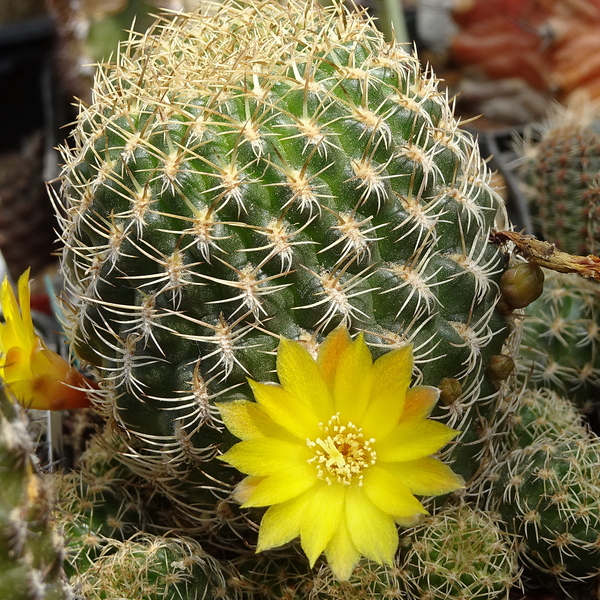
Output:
316 326 352 393
362 465 428 519
324 517 361 581
384 457 465 496
232 476 265 504
376 419 459 463
345 486 399 565
257 491 312 552
249 380 320 439
401 386 439 421
277 337 333 419
240 464 317 507
333 333 373 423
220 438 311 476
361 344 413 440
300 483 345 566
217 399 294 442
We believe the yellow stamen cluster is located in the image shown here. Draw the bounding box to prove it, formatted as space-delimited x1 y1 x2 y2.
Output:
307 413 376 486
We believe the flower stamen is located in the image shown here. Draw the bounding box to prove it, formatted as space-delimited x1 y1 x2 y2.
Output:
307 413 376 486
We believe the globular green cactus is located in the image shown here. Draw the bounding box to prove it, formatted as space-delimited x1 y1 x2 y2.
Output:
0 384 73 600
516 102 600 256
53 433 148 579
398 503 521 600
54 0 514 529
486 430 600 586
70 533 242 600
517 269 600 413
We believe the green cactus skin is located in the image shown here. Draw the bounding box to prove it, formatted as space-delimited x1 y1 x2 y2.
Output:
54 0 511 525
516 104 600 256
486 432 600 586
517 270 600 413
398 504 521 600
0 384 73 600
53 433 148 579
71 533 241 600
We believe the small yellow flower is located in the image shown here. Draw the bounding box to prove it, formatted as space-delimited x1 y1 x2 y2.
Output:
218 326 463 580
0 270 93 410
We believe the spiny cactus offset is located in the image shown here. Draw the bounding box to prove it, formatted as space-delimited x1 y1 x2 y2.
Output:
517 269 600 413
516 101 600 256
53 433 148 579
0 384 73 600
54 0 514 534
70 533 241 600
485 431 600 586
398 503 521 600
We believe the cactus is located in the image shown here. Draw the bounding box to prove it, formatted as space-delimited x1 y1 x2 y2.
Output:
485 431 600 586
53 0 515 533
516 102 600 256
517 269 600 413
70 533 242 600
53 432 148 579
0 383 73 600
398 503 521 600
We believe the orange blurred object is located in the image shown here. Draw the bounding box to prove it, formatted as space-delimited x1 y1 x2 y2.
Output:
451 0 600 100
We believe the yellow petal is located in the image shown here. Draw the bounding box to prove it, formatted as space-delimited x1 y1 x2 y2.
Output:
362 465 428 518
345 486 399 565
361 344 413 440
220 438 311 476
3 345 32 382
316 326 352 392
216 399 294 442
232 476 265 504
333 333 373 423
256 491 312 552
384 457 464 496
240 464 317 507
249 380 320 439
376 419 459 463
401 386 439 421
277 337 333 420
324 517 361 581
300 482 345 566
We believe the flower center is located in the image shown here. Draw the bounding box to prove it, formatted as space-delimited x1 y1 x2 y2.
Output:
306 413 376 486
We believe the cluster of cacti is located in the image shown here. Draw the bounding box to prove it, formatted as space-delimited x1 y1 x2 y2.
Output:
3 0 600 598
516 101 600 256
0 383 72 600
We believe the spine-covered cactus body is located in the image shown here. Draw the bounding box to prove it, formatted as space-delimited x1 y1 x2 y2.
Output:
0 384 73 600
518 270 600 413
56 0 511 521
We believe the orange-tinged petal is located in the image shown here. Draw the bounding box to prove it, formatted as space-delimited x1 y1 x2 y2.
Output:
3 345 31 382
240 464 317 507
362 465 428 519
11 375 92 411
257 491 312 552
324 516 361 581
300 482 345 566
249 380 320 439
361 344 413 440
220 438 311 476
316 326 352 393
401 385 439 421
384 457 465 496
217 399 294 441
376 419 459 463
333 333 373 423
277 337 333 419
233 476 265 504
345 486 399 565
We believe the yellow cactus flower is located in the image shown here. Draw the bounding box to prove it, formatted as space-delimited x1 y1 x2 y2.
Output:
0 270 93 410
218 326 464 580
